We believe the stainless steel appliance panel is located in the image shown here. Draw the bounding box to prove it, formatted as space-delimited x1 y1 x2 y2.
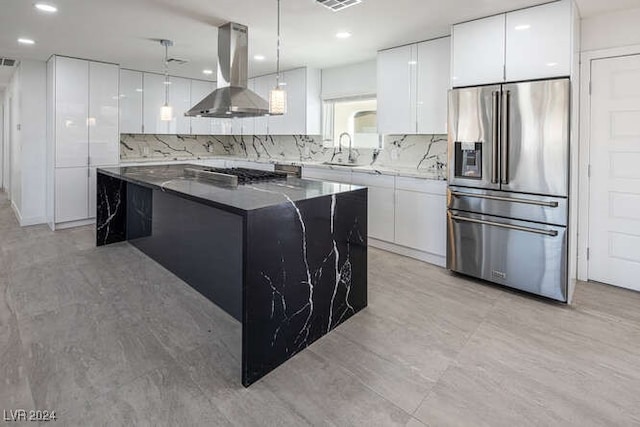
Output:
447 210 567 302
501 79 570 197
447 186 568 226
448 85 502 190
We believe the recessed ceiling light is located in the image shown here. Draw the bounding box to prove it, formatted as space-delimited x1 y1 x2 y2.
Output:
336 31 352 39
34 3 58 13
408 60 417 65
135 88 143 92
202 69 214 75
163 81 172 85
254 55 266 61
18 38 35 45
515 24 531 31
547 62 558 67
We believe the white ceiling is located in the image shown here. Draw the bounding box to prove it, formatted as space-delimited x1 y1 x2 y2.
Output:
0 0 637 89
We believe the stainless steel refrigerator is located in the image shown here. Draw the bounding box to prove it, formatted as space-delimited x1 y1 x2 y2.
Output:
447 78 570 302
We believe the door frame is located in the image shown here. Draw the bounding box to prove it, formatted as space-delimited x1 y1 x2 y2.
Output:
578 44 640 281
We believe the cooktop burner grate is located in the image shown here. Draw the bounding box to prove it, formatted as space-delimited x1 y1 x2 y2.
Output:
207 168 287 184
183 167 289 187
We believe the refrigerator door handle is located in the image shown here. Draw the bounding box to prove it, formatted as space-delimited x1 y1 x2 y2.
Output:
501 90 510 185
450 215 559 237
491 91 500 184
450 191 560 208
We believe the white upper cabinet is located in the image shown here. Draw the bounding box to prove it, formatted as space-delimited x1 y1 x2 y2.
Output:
169 76 192 134
452 14 506 87
49 56 120 226
283 68 307 135
55 56 89 168
119 69 143 134
253 74 275 135
143 73 170 135
452 0 574 86
417 37 451 135
377 44 416 135
505 0 572 81
190 79 215 135
302 68 322 136
270 68 319 135
89 61 119 167
123 67 318 136
378 38 450 135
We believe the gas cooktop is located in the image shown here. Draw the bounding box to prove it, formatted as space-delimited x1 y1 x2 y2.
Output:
184 167 288 187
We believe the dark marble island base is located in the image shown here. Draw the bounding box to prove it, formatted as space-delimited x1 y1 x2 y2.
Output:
96 165 367 386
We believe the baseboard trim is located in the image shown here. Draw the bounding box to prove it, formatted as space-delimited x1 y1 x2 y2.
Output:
20 216 47 227
369 238 446 268
54 218 95 230
10 200 22 224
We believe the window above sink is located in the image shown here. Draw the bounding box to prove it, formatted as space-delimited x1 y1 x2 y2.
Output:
323 97 382 149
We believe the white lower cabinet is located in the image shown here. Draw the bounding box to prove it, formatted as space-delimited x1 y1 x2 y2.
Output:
287 165 449 264
351 172 395 243
55 168 89 223
394 178 447 257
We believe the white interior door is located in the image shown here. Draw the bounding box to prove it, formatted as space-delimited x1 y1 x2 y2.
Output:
589 54 640 291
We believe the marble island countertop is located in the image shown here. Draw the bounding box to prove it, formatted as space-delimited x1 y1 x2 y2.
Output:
98 164 364 214
119 155 446 181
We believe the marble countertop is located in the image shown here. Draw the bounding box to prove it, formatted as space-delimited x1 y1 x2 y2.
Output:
98 164 364 214
120 156 446 181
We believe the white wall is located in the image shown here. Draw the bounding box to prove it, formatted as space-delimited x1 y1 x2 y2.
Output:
582 7 640 52
5 60 47 225
321 60 377 100
2 89 9 194
9 69 21 215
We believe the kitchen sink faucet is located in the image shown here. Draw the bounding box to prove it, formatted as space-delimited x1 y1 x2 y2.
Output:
339 132 356 164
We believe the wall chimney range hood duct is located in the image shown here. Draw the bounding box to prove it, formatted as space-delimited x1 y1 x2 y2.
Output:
185 22 269 118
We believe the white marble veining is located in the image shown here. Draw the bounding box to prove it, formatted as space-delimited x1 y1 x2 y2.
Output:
120 134 448 181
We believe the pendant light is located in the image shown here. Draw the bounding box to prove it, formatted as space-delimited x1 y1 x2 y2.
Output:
269 0 287 116
160 39 173 121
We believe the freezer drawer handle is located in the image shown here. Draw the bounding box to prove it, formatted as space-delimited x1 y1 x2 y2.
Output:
450 191 559 208
451 214 559 237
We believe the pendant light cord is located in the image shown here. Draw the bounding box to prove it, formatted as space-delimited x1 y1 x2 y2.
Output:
276 0 281 87
164 43 170 106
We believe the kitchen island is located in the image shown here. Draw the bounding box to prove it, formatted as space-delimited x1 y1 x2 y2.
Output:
96 164 367 386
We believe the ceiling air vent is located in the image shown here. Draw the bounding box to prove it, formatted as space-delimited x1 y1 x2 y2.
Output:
316 0 362 12
0 58 17 67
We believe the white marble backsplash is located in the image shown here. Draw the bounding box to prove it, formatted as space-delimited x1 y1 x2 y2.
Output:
120 133 448 179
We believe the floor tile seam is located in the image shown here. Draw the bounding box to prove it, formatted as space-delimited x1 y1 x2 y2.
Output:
308 346 421 420
56 356 189 418
488 296 640 357
262 347 406 427
331 312 448 384
410 294 506 417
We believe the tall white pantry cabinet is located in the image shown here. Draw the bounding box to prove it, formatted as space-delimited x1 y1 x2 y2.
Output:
46 55 120 229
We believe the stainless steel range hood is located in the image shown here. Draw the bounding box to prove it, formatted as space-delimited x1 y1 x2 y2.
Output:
185 22 269 118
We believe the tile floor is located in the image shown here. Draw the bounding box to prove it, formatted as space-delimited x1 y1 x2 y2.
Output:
1 192 640 426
